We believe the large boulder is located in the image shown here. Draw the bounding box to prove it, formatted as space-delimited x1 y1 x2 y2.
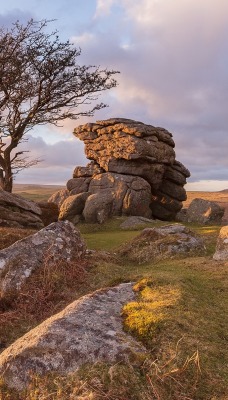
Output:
179 198 225 225
119 224 206 264
0 189 43 229
74 118 176 170
0 283 146 390
83 192 114 223
88 172 152 219
0 221 86 298
59 192 90 223
48 189 69 209
213 226 228 261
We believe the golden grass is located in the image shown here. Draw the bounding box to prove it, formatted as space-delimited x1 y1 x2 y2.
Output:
0 217 227 399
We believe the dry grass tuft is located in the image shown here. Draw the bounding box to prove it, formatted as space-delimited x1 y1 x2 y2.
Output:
0 254 88 349
0 227 35 251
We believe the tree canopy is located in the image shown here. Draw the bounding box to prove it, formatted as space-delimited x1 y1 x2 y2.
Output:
0 19 118 192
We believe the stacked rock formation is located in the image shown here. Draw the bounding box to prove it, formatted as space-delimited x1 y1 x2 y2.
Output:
59 118 190 222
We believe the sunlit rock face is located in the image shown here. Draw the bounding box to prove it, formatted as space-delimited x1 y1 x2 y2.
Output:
61 118 190 222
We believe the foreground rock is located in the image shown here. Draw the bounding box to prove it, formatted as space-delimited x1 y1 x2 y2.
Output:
119 224 205 263
0 189 43 229
0 221 86 298
213 226 228 261
176 198 224 225
54 119 190 223
0 283 146 390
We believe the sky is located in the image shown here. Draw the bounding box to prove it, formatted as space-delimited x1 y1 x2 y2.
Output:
1 0 228 191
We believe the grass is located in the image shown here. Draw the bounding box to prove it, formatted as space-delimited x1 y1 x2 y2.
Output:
12 184 65 202
0 218 227 399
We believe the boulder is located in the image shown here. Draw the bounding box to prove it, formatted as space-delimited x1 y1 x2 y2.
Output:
37 201 59 226
119 224 205 264
67 177 91 194
48 189 69 209
0 221 86 298
0 189 43 229
213 226 228 261
83 192 114 223
0 283 146 390
88 172 152 218
120 216 158 230
59 192 90 223
175 208 188 223
185 198 224 225
73 161 104 178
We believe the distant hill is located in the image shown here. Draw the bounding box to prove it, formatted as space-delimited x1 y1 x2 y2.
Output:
13 184 65 202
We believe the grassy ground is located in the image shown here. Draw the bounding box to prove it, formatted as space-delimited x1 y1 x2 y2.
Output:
0 218 227 399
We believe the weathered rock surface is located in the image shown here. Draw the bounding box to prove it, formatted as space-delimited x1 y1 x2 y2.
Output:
0 283 146 390
177 198 225 225
48 189 69 209
59 193 90 224
74 119 189 221
53 118 190 223
0 189 43 229
119 224 205 263
120 216 158 230
213 226 228 261
0 221 86 298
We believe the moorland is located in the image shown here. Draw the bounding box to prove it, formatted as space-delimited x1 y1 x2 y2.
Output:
0 185 227 399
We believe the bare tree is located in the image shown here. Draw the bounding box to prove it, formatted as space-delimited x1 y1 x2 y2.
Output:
0 19 118 192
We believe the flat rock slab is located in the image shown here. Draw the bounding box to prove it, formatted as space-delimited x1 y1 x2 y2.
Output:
120 216 158 230
213 225 228 261
0 283 146 390
0 221 86 297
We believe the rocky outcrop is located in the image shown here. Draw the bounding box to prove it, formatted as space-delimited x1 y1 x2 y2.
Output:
53 118 190 223
0 221 86 298
213 226 228 261
48 189 69 209
118 224 205 264
0 283 146 390
0 189 44 229
176 198 225 225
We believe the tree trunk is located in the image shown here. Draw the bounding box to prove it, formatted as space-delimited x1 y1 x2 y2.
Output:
0 169 4 190
0 165 13 192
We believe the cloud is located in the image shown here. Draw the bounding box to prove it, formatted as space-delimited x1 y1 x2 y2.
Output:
66 0 228 187
14 134 88 184
24 135 87 167
2 0 228 189
94 0 116 18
